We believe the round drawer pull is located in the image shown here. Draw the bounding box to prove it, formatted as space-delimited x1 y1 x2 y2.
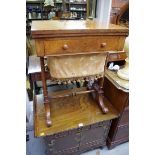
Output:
101 43 107 48
63 44 69 50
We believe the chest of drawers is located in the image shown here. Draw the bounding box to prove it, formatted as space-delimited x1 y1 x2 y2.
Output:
103 52 129 149
45 120 111 155
104 75 129 149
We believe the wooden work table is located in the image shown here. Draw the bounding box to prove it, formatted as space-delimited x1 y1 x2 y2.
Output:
31 20 128 127
103 69 129 149
28 53 128 153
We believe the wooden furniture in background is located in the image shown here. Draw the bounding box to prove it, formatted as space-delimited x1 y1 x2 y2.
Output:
31 20 128 127
103 52 129 149
110 0 129 25
105 76 129 149
28 56 50 89
55 0 88 20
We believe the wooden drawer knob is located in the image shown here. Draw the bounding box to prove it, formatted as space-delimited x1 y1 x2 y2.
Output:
101 43 107 48
63 44 69 50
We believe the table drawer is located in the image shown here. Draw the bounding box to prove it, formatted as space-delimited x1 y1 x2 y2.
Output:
43 36 125 56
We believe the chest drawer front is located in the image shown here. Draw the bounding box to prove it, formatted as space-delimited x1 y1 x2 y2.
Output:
45 131 80 155
115 125 129 140
119 108 129 125
79 121 111 150
44 36 125 56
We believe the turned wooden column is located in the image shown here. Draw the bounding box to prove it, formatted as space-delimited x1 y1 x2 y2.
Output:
40 57 52 127
98 77 104 89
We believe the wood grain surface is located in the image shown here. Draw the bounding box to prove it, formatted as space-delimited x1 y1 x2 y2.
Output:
34 92 118 137
31 20 128 56
43 36 125 56
31 20 128 38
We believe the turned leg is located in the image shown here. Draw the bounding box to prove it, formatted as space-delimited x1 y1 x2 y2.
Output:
98 94 109 113
98 77 104 89
40 57 52 127
93 80 109 114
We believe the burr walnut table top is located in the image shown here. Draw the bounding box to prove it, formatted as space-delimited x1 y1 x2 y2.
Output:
31 20 128 38
34 91 118 137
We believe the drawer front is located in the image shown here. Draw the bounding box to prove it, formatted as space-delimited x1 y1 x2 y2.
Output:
107 52 127 62
115 125 129 140
119 108 129 125
44 36 126 56
45 130 80 155
79 140 106 153
80 121 111 145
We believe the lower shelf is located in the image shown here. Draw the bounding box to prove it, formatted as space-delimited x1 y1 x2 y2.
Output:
34 92 119 137
34 89 119 154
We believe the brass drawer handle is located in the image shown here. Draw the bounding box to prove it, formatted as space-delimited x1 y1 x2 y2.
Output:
63 44 69 50
101 43 107 48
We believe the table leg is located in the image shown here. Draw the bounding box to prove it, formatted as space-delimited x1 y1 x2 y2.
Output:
93 80 109 114
40 57 52 127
